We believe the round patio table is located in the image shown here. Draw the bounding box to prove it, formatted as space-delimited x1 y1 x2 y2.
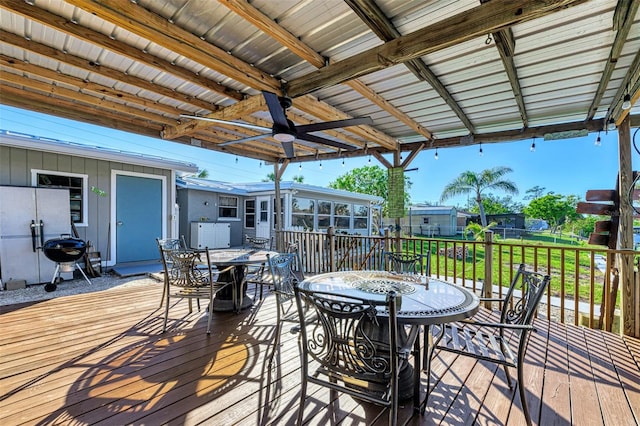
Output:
208 248 277 312
299 270 480 411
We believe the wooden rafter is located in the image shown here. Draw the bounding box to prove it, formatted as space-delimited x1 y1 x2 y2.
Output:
1 0 245 101
219 0 435 141
586 0 639 120
613 49 640 125
0 30 218 111
287 0 589 97
161 95 267 139
0 87 171 137
344 0 470 135
478 0 527 128
62 0 279 94
0 55 185 117
0 73 174 125
491 28 528 128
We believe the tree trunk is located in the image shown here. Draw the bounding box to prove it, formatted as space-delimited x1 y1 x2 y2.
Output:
477 196 487 227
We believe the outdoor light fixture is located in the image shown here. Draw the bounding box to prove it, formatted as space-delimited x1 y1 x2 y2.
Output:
622 93 632 110
235 156 238 164
595 131 601 146
530 138 536 152
342 158 345 167
607 118 616 131
319 161 323 170
368 155 371 164
434 148 439 160
478 142 483 156
298 162 302 171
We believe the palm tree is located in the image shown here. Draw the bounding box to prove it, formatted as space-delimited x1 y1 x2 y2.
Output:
440 166 518 227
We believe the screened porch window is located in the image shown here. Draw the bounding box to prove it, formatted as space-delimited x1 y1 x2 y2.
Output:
292 197 314 229
353 204 369 229
334 202 350 230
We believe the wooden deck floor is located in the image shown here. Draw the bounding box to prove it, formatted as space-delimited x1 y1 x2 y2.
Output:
1 278 639 425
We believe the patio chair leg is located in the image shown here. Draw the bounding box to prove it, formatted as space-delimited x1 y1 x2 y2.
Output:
162 294 170 333
268 319 284 367
518 359 531 426
421 325 438 415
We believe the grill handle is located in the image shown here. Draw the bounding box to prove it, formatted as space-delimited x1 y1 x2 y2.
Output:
30 220 38 252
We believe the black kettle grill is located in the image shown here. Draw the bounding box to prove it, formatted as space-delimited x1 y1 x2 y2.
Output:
42 235 91 292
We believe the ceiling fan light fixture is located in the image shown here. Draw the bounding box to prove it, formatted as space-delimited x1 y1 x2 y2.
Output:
622 94 632 110
273 132 296 143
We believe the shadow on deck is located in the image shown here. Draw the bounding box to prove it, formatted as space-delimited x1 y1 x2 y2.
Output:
0 277 638 425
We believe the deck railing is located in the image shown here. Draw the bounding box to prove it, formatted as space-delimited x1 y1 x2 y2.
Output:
279 228 636 332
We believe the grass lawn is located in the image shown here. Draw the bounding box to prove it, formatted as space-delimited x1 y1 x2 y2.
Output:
405 231 614 306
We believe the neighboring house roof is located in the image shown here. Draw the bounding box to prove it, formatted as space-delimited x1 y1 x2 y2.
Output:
409 205 457 215
0 130 198 173
177 176 383 203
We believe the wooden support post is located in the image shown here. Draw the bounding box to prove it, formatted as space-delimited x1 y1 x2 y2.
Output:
328 226 336 272
273 160 288 252
617 115 636 336
483 230 494 309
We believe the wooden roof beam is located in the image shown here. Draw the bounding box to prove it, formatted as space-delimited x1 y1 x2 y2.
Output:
218 0 419 144
0 86 172 136
613 48 640 125
294 95 398 150
491 28 528 128
0 55 186 117
64 0 280 93
287 0 589 97
586 0 639 120
0 30 218 112
2 0 245 101
161 94 267 139
0 74 175 125
344 0 468 135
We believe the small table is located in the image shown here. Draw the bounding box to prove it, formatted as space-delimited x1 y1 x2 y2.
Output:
299 270 480 411
208 249 277 312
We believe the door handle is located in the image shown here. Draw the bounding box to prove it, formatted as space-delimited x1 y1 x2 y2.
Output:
116 221 124 226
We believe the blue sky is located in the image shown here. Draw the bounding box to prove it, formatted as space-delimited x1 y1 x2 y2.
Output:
0 105 628 207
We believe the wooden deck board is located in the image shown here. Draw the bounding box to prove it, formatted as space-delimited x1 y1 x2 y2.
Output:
539 319 572 425
1 279 639 425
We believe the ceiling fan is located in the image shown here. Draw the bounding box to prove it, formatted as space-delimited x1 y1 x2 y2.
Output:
180 91 373 158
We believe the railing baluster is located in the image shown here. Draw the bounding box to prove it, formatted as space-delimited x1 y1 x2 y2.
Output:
277 229 624 330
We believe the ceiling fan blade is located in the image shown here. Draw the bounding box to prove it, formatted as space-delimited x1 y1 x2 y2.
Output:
281 141 295 158
262 91 290 128
180 114 271 133
296 116 373 133
219 134 268 146
297 132 357 151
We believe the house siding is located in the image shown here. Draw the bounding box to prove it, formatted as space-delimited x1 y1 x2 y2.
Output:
0 145 174 263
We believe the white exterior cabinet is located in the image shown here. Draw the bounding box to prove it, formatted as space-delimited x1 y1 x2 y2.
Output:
190 222 231 249
0 186 71 284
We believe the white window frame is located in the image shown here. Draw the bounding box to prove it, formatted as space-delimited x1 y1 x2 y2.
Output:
218 195 239 219
31 169 89 227
244 199 256 229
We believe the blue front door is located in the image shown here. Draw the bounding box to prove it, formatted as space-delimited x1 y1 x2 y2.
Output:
116 174 163 263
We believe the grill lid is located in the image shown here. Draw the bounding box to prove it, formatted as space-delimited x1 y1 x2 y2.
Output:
43 236 86 263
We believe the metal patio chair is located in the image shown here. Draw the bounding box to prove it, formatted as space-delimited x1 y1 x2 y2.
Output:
294 287 410 426
158 246 235 334
156 236 189 307
265 252 302 364
381 251 431 277
423 264 551 425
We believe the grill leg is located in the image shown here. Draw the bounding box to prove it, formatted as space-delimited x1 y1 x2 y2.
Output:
75 262 92 285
